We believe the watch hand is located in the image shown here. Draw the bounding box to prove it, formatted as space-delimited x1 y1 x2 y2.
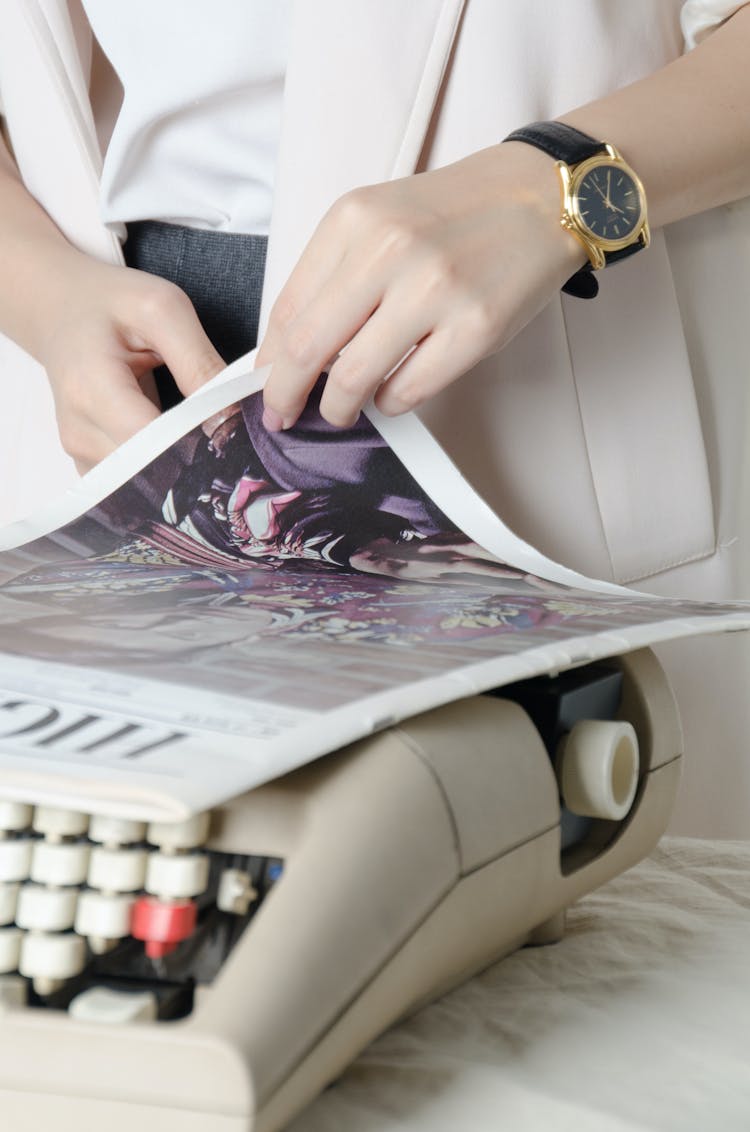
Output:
590 180 618 212
603 170 621 210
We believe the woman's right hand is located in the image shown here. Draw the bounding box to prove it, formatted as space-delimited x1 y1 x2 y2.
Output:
34 251 225 473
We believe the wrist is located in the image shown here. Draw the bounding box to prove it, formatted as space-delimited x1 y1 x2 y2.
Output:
499 139 587 267
12 239 105 368
0 163 102 363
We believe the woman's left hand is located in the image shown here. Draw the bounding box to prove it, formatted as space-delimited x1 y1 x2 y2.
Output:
256 141 584 431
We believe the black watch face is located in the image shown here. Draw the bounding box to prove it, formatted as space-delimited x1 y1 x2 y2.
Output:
575 163 642 242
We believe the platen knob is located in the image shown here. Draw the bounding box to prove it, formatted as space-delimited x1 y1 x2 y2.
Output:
556 720 639 821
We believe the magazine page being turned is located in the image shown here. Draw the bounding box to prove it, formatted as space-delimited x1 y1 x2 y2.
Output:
0 359 748 819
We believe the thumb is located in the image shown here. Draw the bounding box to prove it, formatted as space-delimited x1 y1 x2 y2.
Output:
142 284 225 396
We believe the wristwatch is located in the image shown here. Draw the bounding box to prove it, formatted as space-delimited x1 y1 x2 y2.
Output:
503 121 650 299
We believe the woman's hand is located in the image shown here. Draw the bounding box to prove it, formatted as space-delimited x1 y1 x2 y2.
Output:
258 2 750 433
35 252 224 472
257 142 583 431
0 139 224 473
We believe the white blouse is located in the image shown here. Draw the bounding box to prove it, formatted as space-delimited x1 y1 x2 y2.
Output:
81 0 744 236
82 0 291 235
681 0 749 45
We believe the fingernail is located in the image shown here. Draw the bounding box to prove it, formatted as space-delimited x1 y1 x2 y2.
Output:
262 407 284 432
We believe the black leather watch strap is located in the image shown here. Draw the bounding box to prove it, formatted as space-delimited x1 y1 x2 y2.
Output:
561 262 599 300
560 239 646 298
504 121 606 165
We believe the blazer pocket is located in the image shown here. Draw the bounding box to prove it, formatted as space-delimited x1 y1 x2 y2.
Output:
561 229 716 585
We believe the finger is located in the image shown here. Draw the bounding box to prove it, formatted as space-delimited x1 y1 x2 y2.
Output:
55 358 161 470
138 368 161 410
256 203 351 370
137 286 225 396
85 358 162 446
374 325 480 417
72 424 114 474
319 295 435 427
64 415 120 474
261 259 385 429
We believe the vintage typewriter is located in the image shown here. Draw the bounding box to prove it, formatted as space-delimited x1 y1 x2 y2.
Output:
0 647 681 1131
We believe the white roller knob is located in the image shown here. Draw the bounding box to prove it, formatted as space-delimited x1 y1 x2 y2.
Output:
216 869 257 916
16 884 78 932
0 927 22 973
146 813 210 851
88 815 146 846
88 846 148 893
0 838 33 883
75 891 134 950
0 883 19 926
556 719 639 821
145 852 209 900
33 807 89 839
0 801 32 832
19 931 86 994
31 841 90 887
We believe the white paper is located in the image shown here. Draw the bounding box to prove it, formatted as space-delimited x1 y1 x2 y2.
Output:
0 361 748 819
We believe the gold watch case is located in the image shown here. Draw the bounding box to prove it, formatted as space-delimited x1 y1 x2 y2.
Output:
557 143 650 270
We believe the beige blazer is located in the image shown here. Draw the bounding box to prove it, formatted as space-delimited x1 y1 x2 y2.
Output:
1 0 750 831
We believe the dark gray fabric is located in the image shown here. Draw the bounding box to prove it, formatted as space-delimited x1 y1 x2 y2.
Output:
123 220 268 408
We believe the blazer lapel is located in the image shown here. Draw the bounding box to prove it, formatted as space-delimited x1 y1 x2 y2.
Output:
37 0 96 136
2 0 120 261
259 0 466 334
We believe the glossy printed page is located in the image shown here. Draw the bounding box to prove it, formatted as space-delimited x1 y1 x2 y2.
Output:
0 360 747 817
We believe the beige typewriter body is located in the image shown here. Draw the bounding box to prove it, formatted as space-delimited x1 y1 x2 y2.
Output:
0 648 681 1131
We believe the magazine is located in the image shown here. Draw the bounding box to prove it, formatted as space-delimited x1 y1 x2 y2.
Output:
0 356 748 819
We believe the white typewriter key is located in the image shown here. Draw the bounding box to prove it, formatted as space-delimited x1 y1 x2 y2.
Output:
88 845 147 892
75 891 134 949
0 883 19 925
69 986 157 1024
31 841 90 887
0 927 22 973
146 812 210 851
216 868 257 916
0 801 33 832
16 884 78 932
20 931 86 992
145 851 209 899
33 806 89 839
0 974 27 1010
0 838 33 882
88 815 146 846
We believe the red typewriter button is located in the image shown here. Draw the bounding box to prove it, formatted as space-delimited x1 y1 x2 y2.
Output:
131 895 197 959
